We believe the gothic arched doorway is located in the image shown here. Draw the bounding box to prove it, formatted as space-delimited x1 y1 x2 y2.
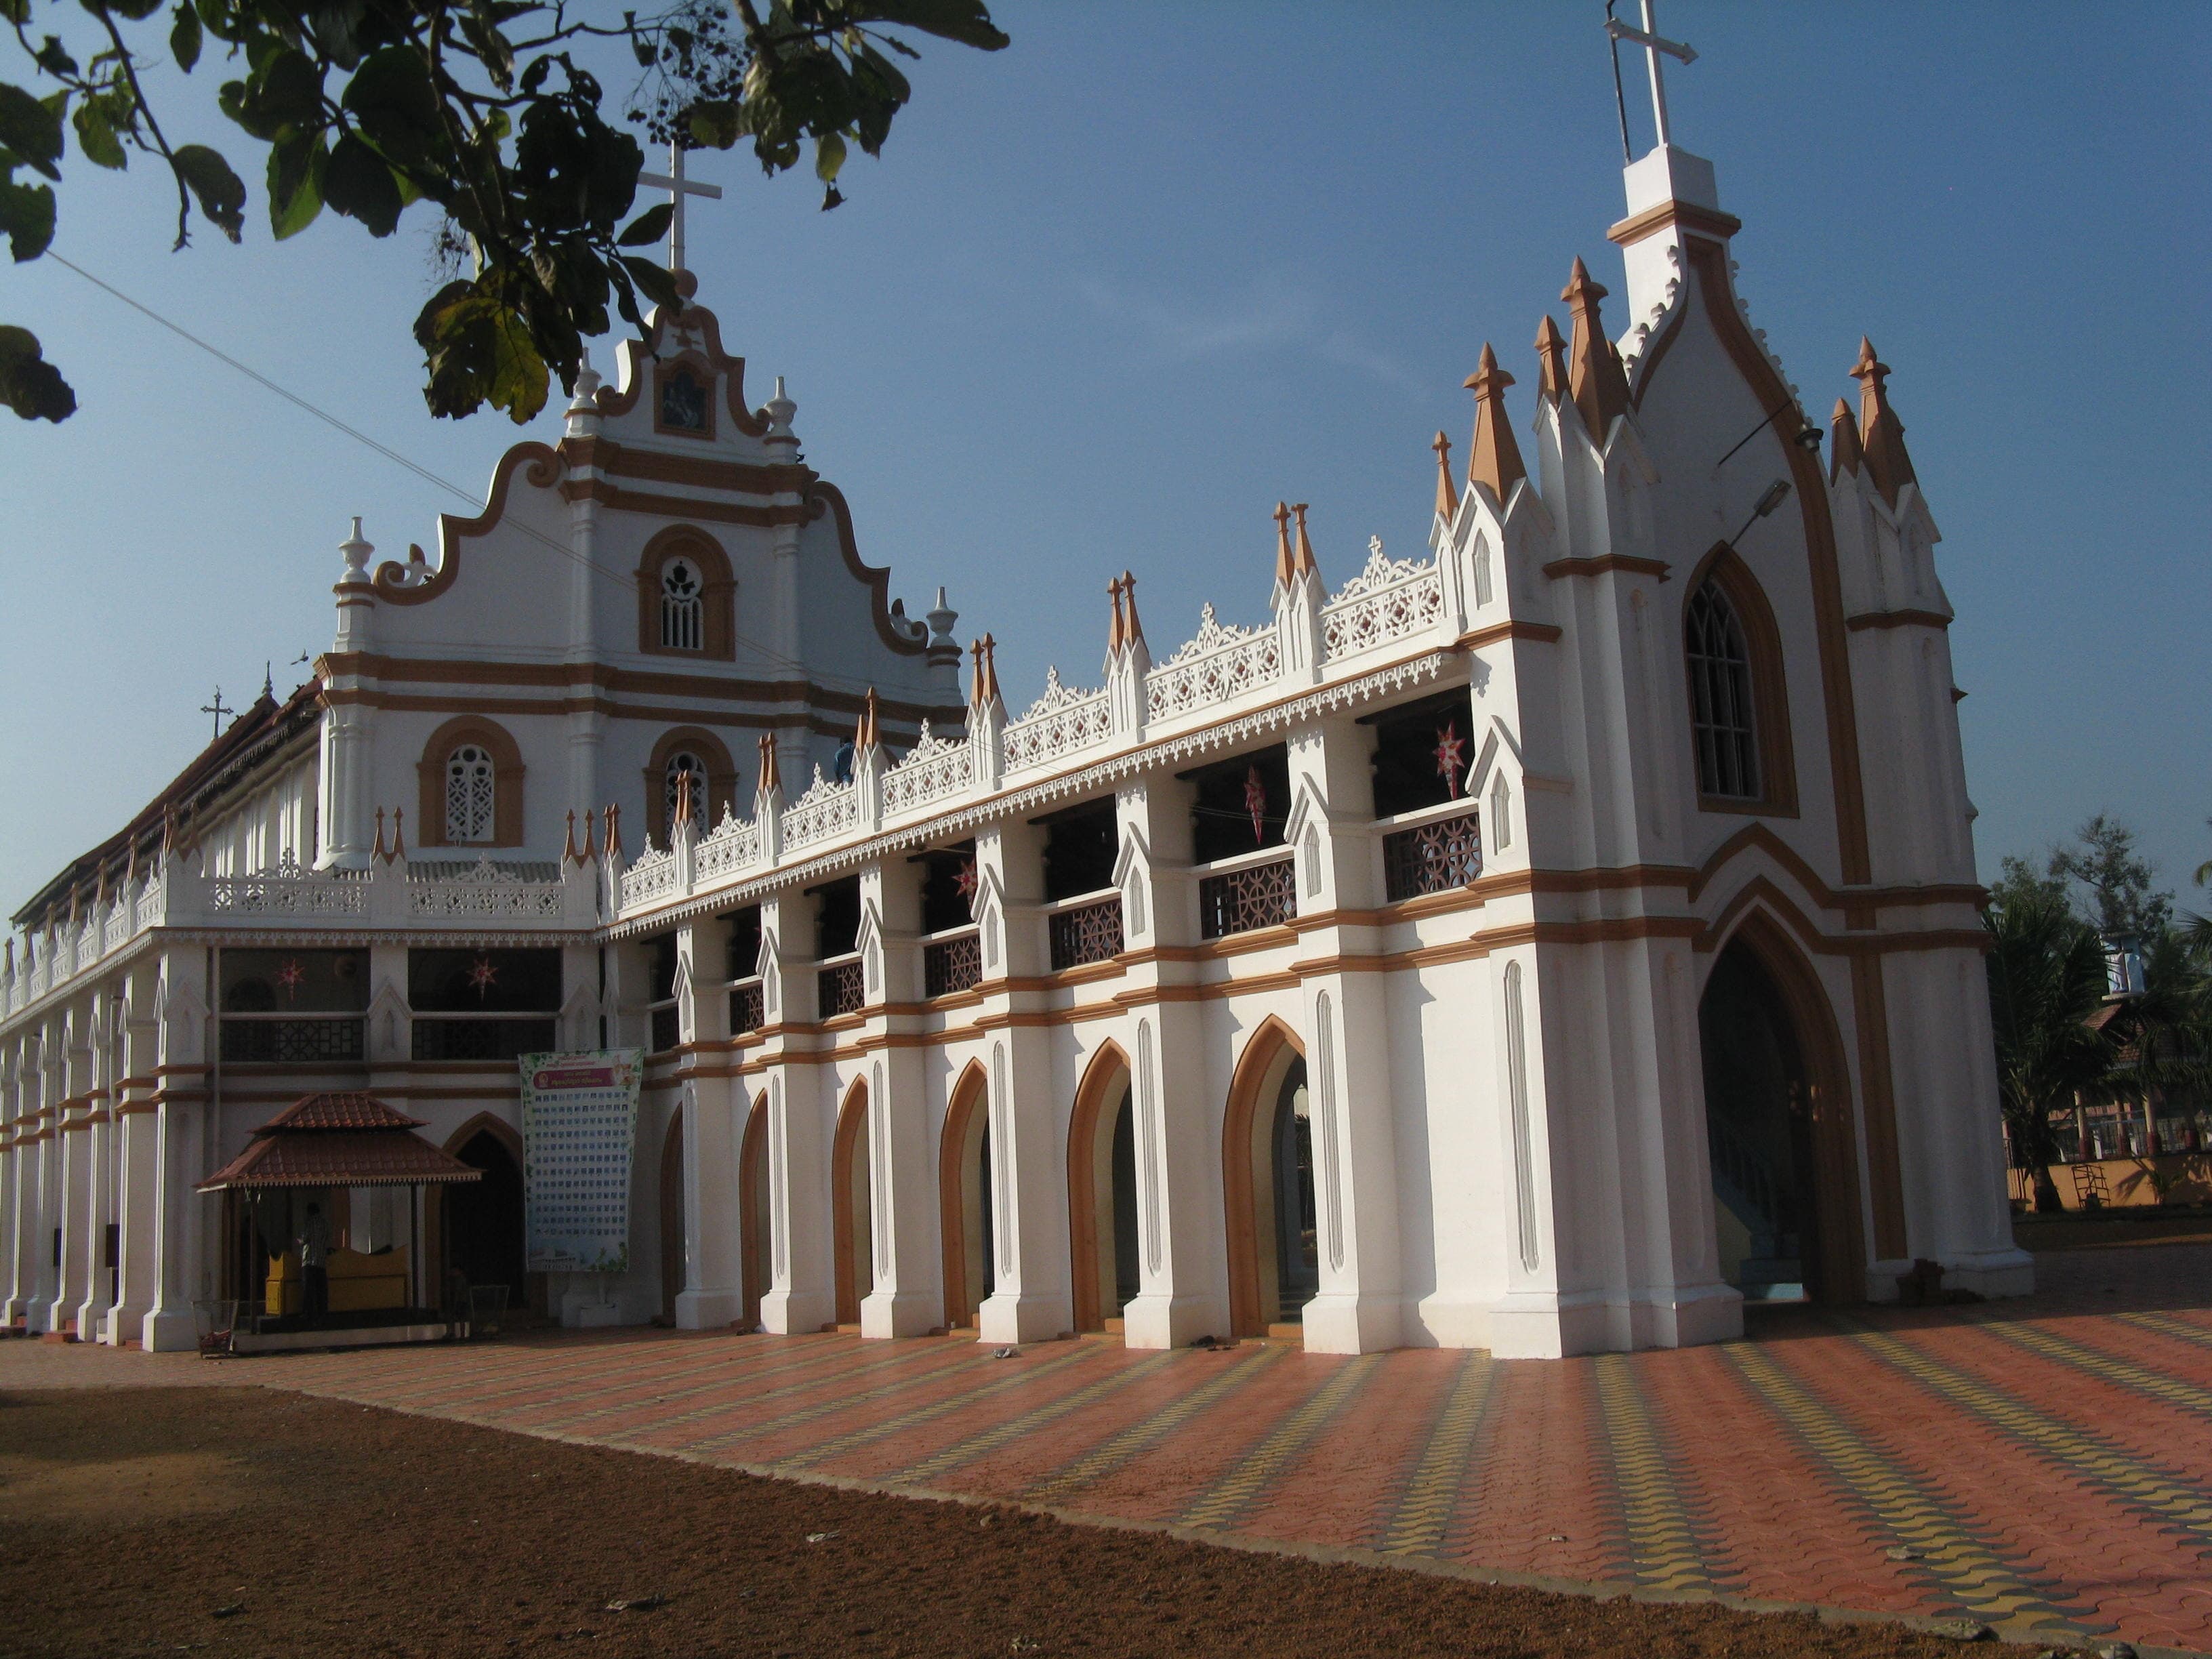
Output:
659 1108 685 1320
832 1081 874 1327
1066 1045 1139 1333
939 1062 994 1332
444 1120 526 1305
1223 1019 1314 1338
739 1092 770 1331
1698 919 1866 1305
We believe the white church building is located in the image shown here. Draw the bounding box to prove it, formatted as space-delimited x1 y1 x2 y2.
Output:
0 74 2031 1358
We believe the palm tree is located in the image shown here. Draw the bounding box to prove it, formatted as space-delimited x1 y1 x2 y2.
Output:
1985 886 2116 1210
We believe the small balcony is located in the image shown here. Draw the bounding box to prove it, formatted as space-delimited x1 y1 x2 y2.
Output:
923 929 983 998
1381 806 1483 903
1197 853 1298 941
817 954 866 1021
1048 893 1124 972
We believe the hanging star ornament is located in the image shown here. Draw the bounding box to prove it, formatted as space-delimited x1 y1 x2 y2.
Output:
1244 765 1269 844
274 958 306 1002
1435 721 1468 799
466 954 500 1002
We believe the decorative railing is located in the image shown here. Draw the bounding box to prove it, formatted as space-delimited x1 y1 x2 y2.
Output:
209 859 369 916
784 770 859 850
1002 669 1111 773
729 978 765 1036
882 722 975 815
694 814 760 882
1382 808 1483 903
409 863 565 919
622 846 680 906
1145 605 1281 723
1321 541 1444 661
923 930 983 998
218 1015 366 1065
1048 895 1124 972
817 956 866 1020
1198 856 1297 941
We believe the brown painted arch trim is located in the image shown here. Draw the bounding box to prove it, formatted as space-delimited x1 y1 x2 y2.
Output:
372 443 562 607
1065 1039 1132 1334
415 714 527 848
1220 1012 1305 1340
806 481 930 659
937 1057 991 1332
1682 541 1800 819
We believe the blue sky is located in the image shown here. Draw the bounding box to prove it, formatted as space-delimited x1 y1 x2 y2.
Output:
5 2 2208 919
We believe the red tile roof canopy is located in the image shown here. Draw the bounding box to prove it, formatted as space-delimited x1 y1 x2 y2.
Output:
199 1092 484 1191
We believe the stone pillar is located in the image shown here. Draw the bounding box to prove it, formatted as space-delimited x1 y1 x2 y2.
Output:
674 915 743 1329
856 859 937 1336
970 819 1073 1343
1113 777 1225 1349
144 947 210 1352
756 893 832 1334
1284 716 1407 1353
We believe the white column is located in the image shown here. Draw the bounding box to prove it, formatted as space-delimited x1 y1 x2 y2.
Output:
674 916 743 1329
856 859 937 1337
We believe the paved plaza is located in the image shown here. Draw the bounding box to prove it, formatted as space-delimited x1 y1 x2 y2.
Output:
13 1244 2211 1655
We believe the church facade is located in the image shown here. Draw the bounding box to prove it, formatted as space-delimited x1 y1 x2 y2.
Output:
0 123 2030 1358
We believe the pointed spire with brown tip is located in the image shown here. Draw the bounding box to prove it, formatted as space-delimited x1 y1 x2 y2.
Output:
1828 396 1863 485
1431 431 1459 520
1851 337 1917 508
1534 314 1570 403
1462 343 1527 506
1272 501 1295 588
756 733 781 798
1119 571 1145 649
1290 506 1319 579
1561 258 1631 445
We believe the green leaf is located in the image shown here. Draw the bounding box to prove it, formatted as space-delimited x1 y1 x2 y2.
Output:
173 144 246 241
813 129 845 184
72 100 127 170
323 129 401 234
0 323 74 421
266 132 325 239
615 201 670 247
0 173 57 261
0 82 64 180
171 2 202 72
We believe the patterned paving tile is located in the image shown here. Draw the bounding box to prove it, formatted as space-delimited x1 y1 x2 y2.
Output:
40 1244 2212 1657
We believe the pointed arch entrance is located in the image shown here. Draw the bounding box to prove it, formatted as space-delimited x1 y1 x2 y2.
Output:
441 1115 526 1308
832 1080 874 1327
659 1107 686 1320
1698 913 1866 1304
939 1061 995 1332
1066 1043 1139 1333
1223 1017 1315 1338
739 1091 771 1331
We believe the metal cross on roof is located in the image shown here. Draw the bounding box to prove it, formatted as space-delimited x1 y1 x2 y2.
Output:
1605 0 1697 159
636 142 724 276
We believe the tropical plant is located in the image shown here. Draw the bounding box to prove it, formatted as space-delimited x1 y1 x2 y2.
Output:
1 0 1008 423
1984 880 2116 1210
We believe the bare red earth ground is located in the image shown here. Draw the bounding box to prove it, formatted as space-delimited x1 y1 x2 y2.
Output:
1 1385 2030 1659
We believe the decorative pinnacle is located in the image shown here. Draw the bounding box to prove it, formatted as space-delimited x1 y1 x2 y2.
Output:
1534 314 1570 403
1828 396 1864 483
1561 258 1631 445
1291 505 1319 579
1850 337 1917 508
1462 343 1528 505
1431 432 1459 521
1273 501 1295 589
756 733 782 798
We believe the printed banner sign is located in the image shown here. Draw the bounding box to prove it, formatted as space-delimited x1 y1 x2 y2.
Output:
518 1049 644 1274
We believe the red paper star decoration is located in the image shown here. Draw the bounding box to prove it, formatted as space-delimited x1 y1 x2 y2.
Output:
466 954 500 1002
1435 722 1467 799
1244 765 1269 844
274 958 306 1001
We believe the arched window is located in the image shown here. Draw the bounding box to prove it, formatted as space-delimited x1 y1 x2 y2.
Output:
661 558 703 651
445 744 497 843
664 750 708 829
1685 579 1761 801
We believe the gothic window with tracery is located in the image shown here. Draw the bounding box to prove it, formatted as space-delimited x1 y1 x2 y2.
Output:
1685 579 1761 800
664 751 708 828
661 558 703 651
445 745 496 843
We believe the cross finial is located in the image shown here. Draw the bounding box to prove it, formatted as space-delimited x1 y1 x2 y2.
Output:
636 142 725 276
1605 0 1696 157
200 687 233 740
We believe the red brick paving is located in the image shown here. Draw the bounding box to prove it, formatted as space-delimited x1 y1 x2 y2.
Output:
14 1245 2211 1655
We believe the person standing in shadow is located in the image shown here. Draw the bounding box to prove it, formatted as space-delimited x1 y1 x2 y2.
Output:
298 1201 332 1323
